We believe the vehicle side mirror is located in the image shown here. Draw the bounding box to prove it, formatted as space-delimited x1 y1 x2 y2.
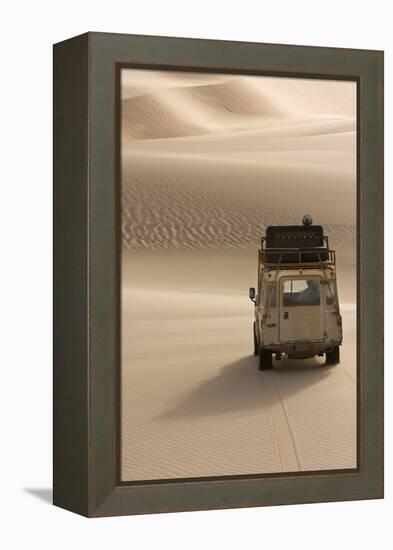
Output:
249 287 256 303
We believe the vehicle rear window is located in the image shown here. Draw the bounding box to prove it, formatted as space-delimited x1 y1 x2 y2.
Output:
282 279 320 307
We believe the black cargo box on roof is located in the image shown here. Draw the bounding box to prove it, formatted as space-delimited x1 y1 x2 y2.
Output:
265 225 328 263
266 225 324 249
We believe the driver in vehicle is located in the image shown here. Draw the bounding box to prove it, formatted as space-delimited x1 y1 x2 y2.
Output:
298 279 320 304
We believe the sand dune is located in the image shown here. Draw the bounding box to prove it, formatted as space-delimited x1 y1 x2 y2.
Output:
121 70 355 117
124 116 355 148
120 70 357 481
122 84 356 251
121 71 355 141
121 79 288 140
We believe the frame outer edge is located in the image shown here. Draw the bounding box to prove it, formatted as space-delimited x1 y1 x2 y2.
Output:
53 33 90 517
84 33 384 516
364 50 384 497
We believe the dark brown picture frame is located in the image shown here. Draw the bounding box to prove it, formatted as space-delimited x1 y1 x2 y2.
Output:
53 32 383 517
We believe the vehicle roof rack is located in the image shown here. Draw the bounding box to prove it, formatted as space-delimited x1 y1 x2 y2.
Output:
260 221 336 268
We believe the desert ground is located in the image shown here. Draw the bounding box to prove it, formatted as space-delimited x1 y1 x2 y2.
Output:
120 70 357 481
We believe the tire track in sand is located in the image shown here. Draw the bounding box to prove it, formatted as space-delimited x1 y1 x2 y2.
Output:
261 370 301 472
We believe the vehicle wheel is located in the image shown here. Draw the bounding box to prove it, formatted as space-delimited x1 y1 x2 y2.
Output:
326 345 340 365
258 348 273 371
253 322 259 356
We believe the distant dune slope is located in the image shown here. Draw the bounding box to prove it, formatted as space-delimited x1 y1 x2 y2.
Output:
121 70 356 261
122 72 356 141
121 79 289 140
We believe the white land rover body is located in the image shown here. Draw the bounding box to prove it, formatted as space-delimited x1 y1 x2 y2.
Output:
249 217 342 370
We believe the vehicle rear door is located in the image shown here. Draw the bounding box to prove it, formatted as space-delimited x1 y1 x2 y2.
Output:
279 276 324 342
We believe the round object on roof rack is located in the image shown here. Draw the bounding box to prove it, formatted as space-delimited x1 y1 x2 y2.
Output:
302 214 313 226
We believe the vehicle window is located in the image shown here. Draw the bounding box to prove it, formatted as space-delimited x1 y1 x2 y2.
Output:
325 280 337 306
265 282 277 307
282 279 320 307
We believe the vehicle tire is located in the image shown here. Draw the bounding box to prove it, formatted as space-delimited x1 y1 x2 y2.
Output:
326 345 340 365
258 348 273 371
253 322 259 356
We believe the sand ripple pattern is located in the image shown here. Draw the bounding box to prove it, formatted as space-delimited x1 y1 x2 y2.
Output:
122 176 354 253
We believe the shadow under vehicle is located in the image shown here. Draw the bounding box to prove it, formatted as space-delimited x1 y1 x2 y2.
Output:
249 216 342 370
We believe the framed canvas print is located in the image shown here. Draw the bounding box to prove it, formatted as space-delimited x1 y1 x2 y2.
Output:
53 32 384 517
